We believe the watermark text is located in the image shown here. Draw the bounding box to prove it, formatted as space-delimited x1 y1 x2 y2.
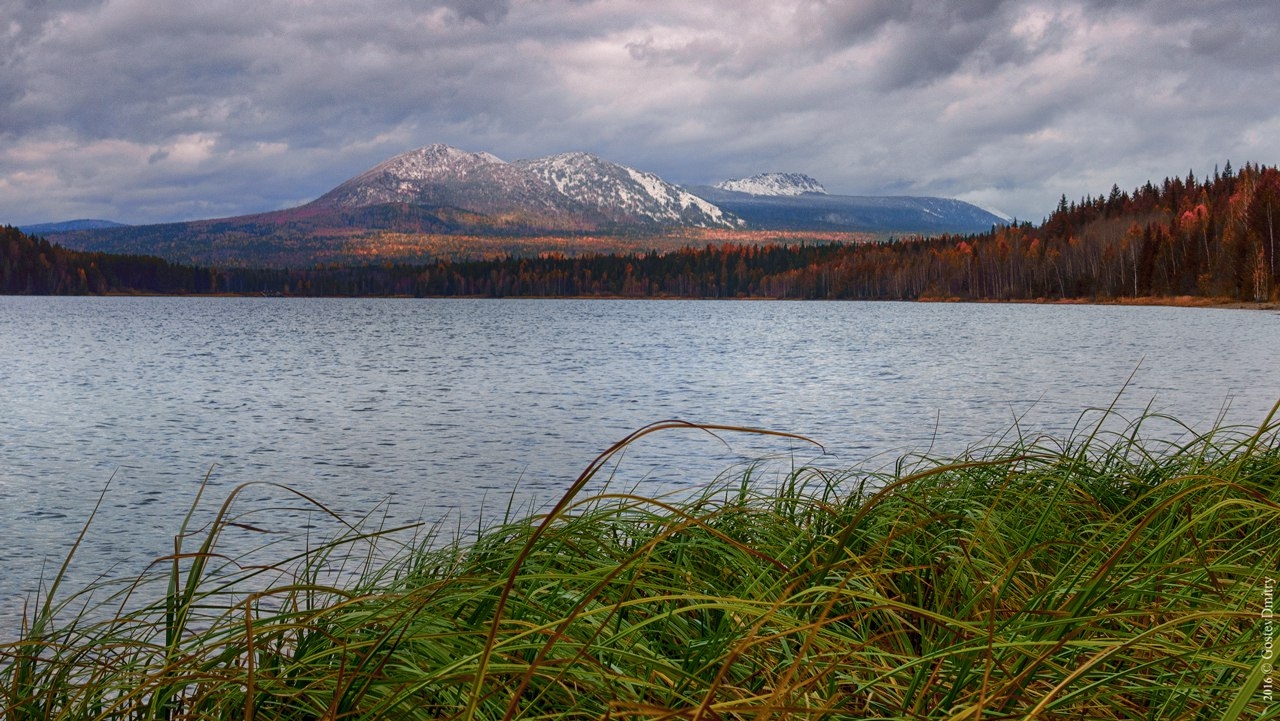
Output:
1264 577 1275 703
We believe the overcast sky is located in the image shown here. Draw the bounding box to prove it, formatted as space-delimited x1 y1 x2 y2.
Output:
2 0 1277 226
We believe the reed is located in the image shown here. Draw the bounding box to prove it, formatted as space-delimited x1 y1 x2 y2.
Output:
3 411 1279 720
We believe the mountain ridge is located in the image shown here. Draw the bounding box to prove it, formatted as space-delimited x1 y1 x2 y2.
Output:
18 219 130 235
515 152 741 228
312 144 740 230
689 185 1006 234
39 144 1007 266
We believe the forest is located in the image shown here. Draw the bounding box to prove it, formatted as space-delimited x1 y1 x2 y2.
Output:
5 161 1279 301
0 227 218 294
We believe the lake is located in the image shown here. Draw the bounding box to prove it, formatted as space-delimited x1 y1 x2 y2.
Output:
2 297 1278 628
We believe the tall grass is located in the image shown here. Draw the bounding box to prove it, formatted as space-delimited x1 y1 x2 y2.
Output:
3 412 1279 720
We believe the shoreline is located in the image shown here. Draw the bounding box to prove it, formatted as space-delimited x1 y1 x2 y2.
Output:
67 291 1280 309
917 294 1280 311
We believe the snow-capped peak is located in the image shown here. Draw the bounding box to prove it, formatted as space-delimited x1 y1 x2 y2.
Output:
361 144 506 182
317 144 546 211
515 152 608 196
714 173 828 196
319 144 741 228
517 153 741 228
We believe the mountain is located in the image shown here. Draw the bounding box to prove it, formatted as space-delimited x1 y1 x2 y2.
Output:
516 152 740 228
688 184 1005 234
42 145 751 265
713 173 827 196
18 219 129 234
314 144 738 230
43 144 1006 266
312 145 595 229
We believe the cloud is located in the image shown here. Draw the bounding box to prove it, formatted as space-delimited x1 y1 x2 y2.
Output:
441 0 511 24
1 0 1279 227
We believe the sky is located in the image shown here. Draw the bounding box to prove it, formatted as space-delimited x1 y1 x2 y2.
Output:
2 0 1278 227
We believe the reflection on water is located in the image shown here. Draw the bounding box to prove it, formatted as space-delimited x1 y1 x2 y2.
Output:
1 297 1277 628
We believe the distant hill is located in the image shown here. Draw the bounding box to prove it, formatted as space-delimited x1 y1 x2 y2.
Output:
712 172 828 196
18 219 129 234
46 144 1006 266
687 185 1007 235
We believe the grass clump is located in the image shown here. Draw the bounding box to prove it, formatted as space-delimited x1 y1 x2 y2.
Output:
3 414 1280 720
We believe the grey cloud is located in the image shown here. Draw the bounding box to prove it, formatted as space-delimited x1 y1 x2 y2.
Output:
7 0 537 145
947 0 1011 23
625 35 742 76
874 2 1032 90
1186 17 1278 69
873 21 989 90
1 0 106 42
798 0 1014 58
1188 22 1240 56
1142 0 1275 24
441 0 511 24
782 1 1030 91
1 0 1279 227
0 0 105 124
799 0 911 46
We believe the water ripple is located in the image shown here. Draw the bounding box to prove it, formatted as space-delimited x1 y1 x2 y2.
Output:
1 297 1277 631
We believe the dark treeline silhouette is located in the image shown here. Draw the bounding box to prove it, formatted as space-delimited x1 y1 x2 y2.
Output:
264 243 852 298
6 161 1279 300
2 225 218 294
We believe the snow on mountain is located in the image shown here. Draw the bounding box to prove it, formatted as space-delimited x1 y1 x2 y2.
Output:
311 144 1002 233
323 144 506 205
355 143 505 183
516 152 740 228
314 145 739 228
971 202 1015 223
713 173 828 196
315 144 584 219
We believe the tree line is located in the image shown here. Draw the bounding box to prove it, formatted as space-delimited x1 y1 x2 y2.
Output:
5 161 1279 300
918 160 1280 302
1 226 218 294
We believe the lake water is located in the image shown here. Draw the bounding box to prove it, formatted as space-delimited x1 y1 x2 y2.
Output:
2 297 1278 629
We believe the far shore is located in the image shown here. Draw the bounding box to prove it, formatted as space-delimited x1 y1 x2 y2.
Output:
77 291 1280 310
917 294 1280 311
